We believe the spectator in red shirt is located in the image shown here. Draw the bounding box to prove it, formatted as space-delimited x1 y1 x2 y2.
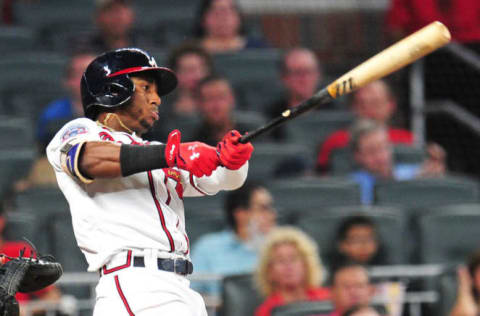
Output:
255 226 330 316
316 80 414 173
386 0 480 45
0 210 61 315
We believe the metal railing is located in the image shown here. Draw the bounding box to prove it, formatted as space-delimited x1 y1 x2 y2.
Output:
20 264 448 316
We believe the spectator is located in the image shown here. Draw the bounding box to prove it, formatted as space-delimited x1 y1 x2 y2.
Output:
36 51 96 150
255 226 330 316
192 0 267 54
328 263 376 316
350 119 446 204
450 251 480 316
342 304 383 316
194 74 249 146
264 48 324 141
0 209 62 315
386 0 480 47
326 215 389 273
191 182 277 295
166 43 214 117
316 80 414 173
14 51 95 192
82 0 137 53
143 43 214 142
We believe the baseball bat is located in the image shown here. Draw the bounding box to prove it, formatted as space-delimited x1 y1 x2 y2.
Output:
238 21 451 144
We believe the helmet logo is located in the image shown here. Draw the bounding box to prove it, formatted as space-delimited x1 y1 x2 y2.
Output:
103 65 111 76
149 56 158 67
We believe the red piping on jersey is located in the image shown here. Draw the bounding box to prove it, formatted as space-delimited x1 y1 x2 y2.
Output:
114 275 135 316
189 174 207 195
102 250 132 275
147 171 175 252
184 233 190 255
125 134 142 145
163 176 171 205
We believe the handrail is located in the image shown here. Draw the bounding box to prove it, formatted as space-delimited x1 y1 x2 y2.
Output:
444 42 480 73
426 100 480 137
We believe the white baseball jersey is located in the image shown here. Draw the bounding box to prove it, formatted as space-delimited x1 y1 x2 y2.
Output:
46 117 248 272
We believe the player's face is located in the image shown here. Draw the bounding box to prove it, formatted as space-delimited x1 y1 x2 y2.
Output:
332 267 372 312
352 81 395 124
339 225 378 263
268 243 307 290
354 129 393 178
176 53 210 92
282 50 320 101
118 75 161 135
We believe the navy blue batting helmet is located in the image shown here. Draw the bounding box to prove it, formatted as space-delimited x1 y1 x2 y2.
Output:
81 48 177 120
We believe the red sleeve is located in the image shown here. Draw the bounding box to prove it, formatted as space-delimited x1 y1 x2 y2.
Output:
316 130 350 170
307 287 331 301
255 294 284 316
386 0 444 34
388 128 414 145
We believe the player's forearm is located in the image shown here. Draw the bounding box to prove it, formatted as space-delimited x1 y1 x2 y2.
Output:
80 142 122 178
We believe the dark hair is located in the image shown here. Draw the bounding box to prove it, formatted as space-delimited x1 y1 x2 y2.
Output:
196 73 231 98
224 182 263 230
192 0 246 38
336 215 377 242
331 261 370 285
167 42 214 73
277 47 318 75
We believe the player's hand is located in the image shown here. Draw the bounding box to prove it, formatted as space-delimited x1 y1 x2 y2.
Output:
165 130 219 177
216 130 254 170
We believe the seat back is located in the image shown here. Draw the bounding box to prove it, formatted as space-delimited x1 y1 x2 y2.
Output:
418 204 480 264
296 206 407 264
272 301 333 316
221 274 263 316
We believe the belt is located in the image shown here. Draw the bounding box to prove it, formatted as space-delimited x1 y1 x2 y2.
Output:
133 256 193 275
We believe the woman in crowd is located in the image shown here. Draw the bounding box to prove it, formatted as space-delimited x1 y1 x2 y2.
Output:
192 0 266 54
255 226 330 316
450 251 480 316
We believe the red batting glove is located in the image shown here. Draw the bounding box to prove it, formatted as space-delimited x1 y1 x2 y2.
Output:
216 130 254 170
165 130 220 177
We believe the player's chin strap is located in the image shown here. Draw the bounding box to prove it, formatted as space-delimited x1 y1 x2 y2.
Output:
102 113 134 134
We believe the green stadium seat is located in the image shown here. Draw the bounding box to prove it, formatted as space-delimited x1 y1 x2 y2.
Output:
0 149 36 200
0 117 34 149
185 209 226 247
14 187 67 215
248 143 312 181
272 301 333 316
221 274 263 316
434 269 458 316
183 192 226 216
296 205 408 264
418 204 480 264
3 212 38 247
286 111 354 150
0 26 35 54
375 175 480 209
268 177 361 220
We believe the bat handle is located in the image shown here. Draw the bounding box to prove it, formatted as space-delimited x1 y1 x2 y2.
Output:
239 133 253 144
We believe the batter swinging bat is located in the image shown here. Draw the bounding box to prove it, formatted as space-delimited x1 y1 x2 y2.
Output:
238 21 451 144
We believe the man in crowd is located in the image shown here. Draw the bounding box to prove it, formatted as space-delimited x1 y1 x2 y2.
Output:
191 182 277 295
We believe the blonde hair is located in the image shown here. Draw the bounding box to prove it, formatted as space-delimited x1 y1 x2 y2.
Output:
255 226 324 297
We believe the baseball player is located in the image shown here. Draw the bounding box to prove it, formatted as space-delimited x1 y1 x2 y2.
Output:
46 47 253 315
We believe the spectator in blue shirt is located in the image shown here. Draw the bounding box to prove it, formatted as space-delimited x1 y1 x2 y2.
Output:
36 51 95 150
191 182 277 295
350 119 446 204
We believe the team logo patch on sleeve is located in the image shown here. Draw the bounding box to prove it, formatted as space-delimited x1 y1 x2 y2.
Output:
61 125 88 142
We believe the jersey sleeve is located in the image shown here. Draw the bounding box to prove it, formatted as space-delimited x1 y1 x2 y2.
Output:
46 118 103 179
181 162 249 197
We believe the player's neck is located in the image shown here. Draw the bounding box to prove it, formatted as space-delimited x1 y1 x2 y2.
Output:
97 112 134 134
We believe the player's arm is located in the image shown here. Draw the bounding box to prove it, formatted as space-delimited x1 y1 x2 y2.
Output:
62 140 170 183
